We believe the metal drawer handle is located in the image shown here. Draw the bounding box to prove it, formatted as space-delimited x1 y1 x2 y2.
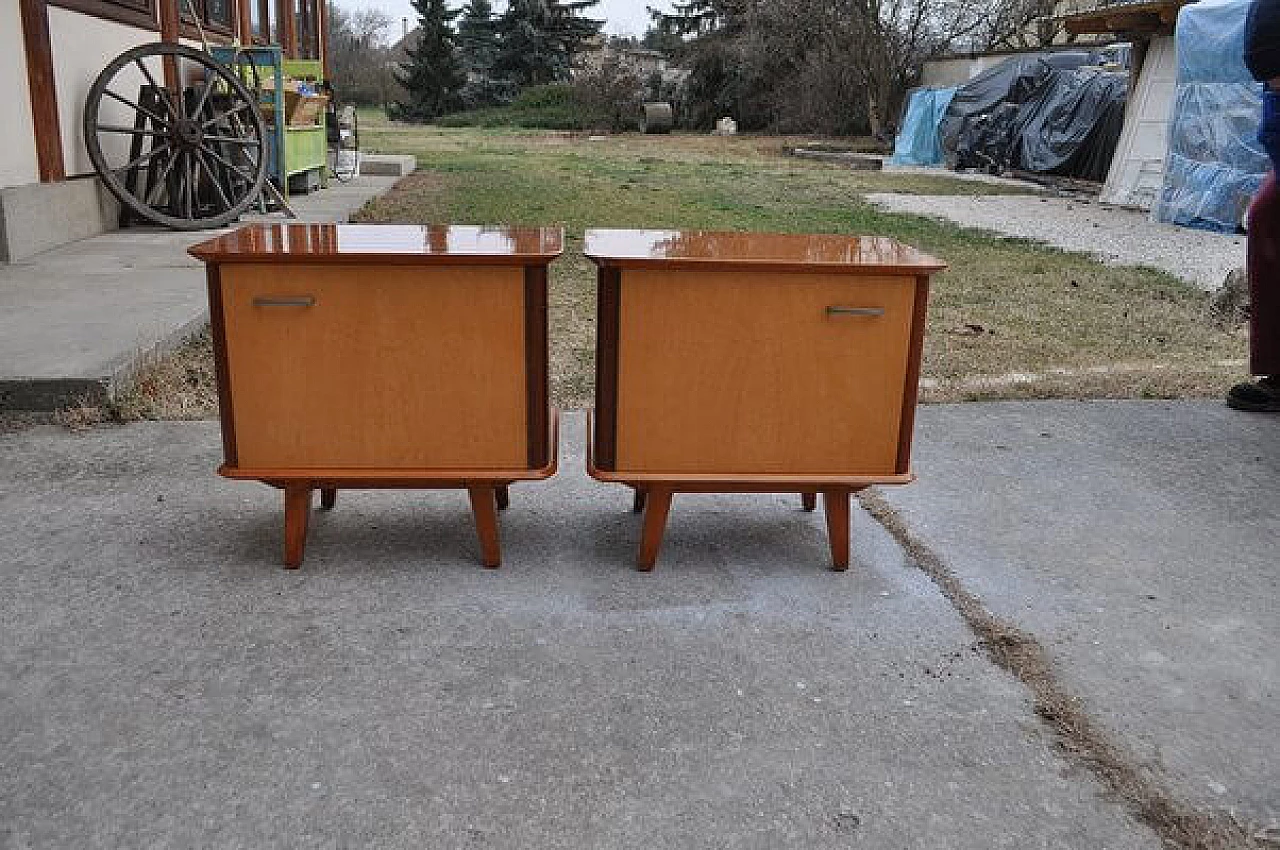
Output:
826 306 884 317
253 296 316 308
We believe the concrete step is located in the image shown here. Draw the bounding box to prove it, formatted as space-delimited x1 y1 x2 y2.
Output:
358 154 417 177
0 229 212 411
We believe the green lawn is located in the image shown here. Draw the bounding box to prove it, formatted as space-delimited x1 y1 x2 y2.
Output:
352 122 1245 409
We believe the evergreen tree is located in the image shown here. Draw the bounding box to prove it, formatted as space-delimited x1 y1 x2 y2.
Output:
395 0 465 119
649 1 756 130
650 0 734 42
457 0 499 73
492 0 604 88
456 0 511 106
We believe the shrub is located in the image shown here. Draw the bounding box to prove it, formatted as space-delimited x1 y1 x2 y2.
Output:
435 83 585 130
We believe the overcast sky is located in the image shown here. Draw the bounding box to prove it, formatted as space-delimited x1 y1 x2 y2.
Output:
341 0 675 41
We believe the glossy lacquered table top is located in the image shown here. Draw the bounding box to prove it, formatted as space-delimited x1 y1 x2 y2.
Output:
583 228 946 273
189 224 565 264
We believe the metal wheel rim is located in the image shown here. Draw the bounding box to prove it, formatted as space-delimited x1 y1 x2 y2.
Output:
83 42 268 231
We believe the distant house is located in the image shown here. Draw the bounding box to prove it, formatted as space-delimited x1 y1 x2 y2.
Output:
390 22 419 67
573 36 668 79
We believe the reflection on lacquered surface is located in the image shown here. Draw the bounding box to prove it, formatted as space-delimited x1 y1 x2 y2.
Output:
190 224 564 261
583 228 945 270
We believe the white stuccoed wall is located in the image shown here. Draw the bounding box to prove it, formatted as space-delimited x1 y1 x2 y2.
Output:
48 7 159 178
0 0 41 189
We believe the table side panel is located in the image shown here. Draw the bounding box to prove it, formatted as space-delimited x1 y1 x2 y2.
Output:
614 270 917 475
220 263 528 470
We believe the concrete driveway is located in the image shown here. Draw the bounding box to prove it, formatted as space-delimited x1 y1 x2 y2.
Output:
1 404 1274 847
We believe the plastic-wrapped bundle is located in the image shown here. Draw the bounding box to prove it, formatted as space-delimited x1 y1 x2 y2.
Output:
1153 0 1270 232
953 102 1023 172
940 51 1102 166
943 61 1126 179
1018 69 1128 181
889 87 957 166
1159 156 1266 230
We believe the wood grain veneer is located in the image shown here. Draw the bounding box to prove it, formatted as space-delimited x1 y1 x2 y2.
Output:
205 266 238 467
593 266 621 470
221 263 527 470
524 266 550 469
896 276 932 474
615 270 915 475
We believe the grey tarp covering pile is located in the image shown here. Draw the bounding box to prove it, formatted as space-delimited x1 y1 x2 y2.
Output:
1153 0 1269 232
939 51 1127 182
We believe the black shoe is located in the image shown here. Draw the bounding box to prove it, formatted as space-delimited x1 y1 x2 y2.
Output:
1226 376 1280 412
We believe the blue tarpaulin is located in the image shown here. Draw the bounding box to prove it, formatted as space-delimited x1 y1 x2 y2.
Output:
1154 0 1270 232
890 87 957 166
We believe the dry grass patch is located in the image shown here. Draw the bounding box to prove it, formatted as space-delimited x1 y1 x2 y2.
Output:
113 330 219 421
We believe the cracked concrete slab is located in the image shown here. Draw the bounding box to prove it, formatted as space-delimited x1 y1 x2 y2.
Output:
0 413 1159 849
877 400 1280 829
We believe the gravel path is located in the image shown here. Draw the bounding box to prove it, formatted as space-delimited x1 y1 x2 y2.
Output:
865 193 1246 291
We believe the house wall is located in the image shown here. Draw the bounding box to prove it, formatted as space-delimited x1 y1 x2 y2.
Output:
920 55 1010 88
0 0 42 188
49 7 159 178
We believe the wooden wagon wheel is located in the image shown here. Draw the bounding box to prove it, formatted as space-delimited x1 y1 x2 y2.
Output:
83 42 268 230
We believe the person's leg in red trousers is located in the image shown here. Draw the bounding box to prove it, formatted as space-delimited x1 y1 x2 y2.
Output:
1228 173 1280 411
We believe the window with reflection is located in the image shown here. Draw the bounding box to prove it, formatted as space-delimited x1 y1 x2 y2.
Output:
181 0 234 34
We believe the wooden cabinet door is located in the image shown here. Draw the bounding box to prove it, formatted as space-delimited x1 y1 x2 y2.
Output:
614 270 917 475
221 263 528 470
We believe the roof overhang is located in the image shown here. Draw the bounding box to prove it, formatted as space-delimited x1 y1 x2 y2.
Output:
1062 0 1190 36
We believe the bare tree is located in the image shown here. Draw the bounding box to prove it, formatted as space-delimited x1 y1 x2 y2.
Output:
571 53 645 131
656 0 1001 136
328 7 397 107
967 0 1076 50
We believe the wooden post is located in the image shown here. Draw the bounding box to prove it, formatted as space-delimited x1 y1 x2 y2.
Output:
158 0 180 89
18 0 65 182
237 0 253 43
316 0 330 77
280 0 297 58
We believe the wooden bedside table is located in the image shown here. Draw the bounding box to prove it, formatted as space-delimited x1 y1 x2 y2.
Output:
583 228 945 571
188 223 563 569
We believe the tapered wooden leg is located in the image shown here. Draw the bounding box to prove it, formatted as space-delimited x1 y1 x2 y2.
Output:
283 486 313 569
320 488 337 510
822 488 850 571
495 485 510 512
467 486 502 569
801 492 817 512
632 487 647 514
637 487 673 572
